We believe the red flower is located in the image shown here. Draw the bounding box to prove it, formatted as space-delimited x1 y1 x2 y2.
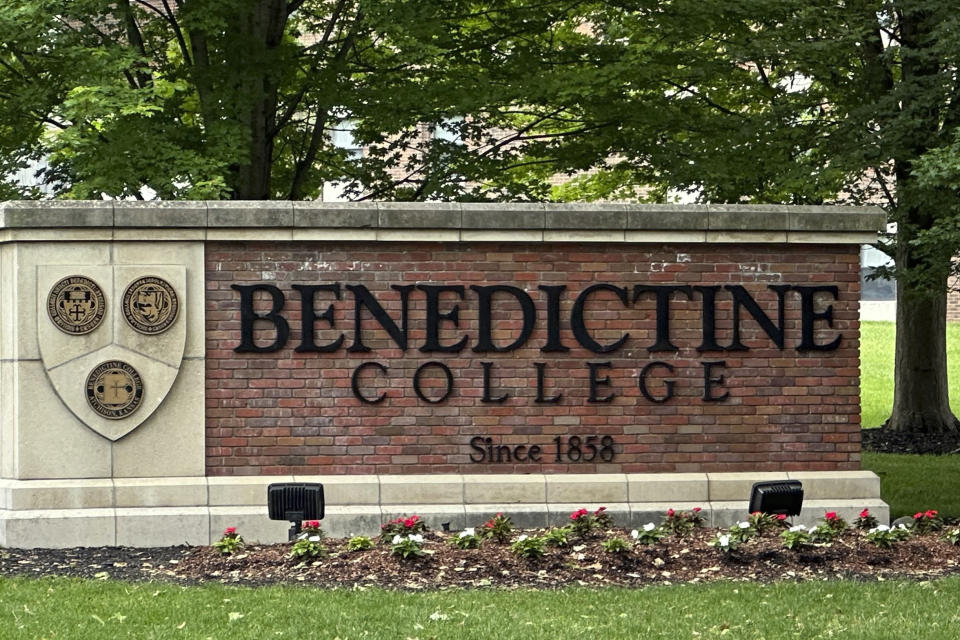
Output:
925 510 938 518
666 508 675 517
571 508 589 520
776 514 787 521
594 506 607 515
305 520 320 529
224 527 236 535
751 511 761 516
692 507 702 513
859 509 870 518
825 511 837 521
914 512 924 519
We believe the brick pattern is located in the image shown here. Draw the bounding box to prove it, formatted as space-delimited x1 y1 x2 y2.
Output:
949 274 960 322
206 242 861 475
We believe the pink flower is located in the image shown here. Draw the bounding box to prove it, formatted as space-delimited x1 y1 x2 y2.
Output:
594 506 607 515
776 514 787 521
570 508 589 520
925 510 938 518
751 511 761 517
692 507 702 513
305 520 320 529
825 511 837 521
666 508 675 517
914 512 924 519
224 527 236 535
859 509 870 518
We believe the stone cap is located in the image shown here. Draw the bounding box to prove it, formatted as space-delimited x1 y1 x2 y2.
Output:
0 201 886 244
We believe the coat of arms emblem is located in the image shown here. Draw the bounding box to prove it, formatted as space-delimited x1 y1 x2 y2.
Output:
37 265 186 441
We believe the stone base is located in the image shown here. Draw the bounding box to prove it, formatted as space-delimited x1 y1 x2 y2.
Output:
0 472 888 548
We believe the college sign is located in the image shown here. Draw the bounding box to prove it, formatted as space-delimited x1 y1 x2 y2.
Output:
0 201 889 548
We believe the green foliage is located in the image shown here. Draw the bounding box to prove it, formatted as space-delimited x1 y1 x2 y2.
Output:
944 527 960 545
630 523 668 546
543 526 574 548
662 508 705 538
380 515 427 542
862 452 960 519
911 510 945 535
865 524 911 548
450 528 483 550
480 512 513 544
288 537 326 559
347 536 374 552
781 526 812 550
569 507 611 538
748 512 790 535
211 527 244 555
708 532 739 553
509 534 546 560
389 534 425 560
601 537 631 554
727 522 758 544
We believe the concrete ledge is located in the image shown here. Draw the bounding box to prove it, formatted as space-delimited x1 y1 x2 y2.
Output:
0 202 886 244
0 471 888 548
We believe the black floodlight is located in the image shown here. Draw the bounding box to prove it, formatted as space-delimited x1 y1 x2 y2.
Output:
268 482 324 540
748 480 803 516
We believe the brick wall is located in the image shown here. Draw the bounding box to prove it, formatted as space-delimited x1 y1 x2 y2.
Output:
949 274 960 322
206 242 861 476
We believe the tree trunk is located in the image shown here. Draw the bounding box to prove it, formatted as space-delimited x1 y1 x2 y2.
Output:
885 258 960 433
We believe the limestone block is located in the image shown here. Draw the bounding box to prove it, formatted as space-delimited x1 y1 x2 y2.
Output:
627 207 709 230
544 204 627 229
464 504 548 530
787 207 885 232
14 360 111 479
208 476 293 506
0 361 15 477
294 203 378 228
206 229 293 241
545 474 628 503
460 230 544 242
380 505 466 533
462 474 546 504
377 202 461 228
1 479 113 510
787 231 878 244
207 201 293 227
708 501 752 527
707 472 790 501
627 502 705 530
114 477 208 508
292 228 378 242
787 471 881 500
706 231 788 243
109 264 187 367
379 475 463 505
34 264 117 369
461 204 545 230
709 208 788 231
624 230 707 243
0 508 116 548
0 246 14 360
113 241 205 359
112 358 205 477
321 506 384 538
376 229 460 242
542 230 625 242
291 475 380 505
116 507 209 546
209 506 289 545
795 499 890 528
547 502 629 528
0 201 113 228
628 473 709 503
113 201 207 227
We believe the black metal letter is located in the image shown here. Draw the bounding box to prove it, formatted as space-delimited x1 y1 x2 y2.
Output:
633 285 693 352
481 361 508 403
702 360 729 402
588 361 615 403
419 285 468 352
471 285 536 352
538 285 569 352
413 361 454 404
535 362 561 403
346 284 413 352
794 285 842 351
638 361 675 403
572 284 630 353
232 284 289 352
726 285 790 350
351 362 388 404
293 284 344 353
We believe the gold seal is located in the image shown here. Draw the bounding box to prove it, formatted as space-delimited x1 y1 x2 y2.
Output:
122 276 179 335
85 361 144 420
47 275 106 335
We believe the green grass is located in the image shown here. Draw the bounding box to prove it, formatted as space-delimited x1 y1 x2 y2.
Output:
859 321 960 428
3 576 960 639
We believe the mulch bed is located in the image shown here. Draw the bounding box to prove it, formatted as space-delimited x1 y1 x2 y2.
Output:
2 528 958 589
861 427 960 455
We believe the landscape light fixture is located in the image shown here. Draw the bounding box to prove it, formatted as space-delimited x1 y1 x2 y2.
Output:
748 480 803 516
267 482 325 541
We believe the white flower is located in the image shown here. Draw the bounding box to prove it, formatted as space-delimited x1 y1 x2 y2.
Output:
737 522 751 529
808 526 818 534
789 525 806 533
463 527 475 537
392 535 403 544
644 522 657 532
717 534 731 547
308 535 321 542
517 534 528 542
630 530 639 539
896 523 908 531
409 534 423 543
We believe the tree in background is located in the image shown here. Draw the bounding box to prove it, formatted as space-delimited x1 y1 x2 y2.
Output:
0 0 588 200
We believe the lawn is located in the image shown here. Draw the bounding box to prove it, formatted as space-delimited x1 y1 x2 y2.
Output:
860 321 960 428
859 321 960 518
2 575 960 639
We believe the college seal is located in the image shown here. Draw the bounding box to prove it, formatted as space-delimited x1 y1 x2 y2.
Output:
47 275 106 335
122 276 179 334
85 360 144 420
